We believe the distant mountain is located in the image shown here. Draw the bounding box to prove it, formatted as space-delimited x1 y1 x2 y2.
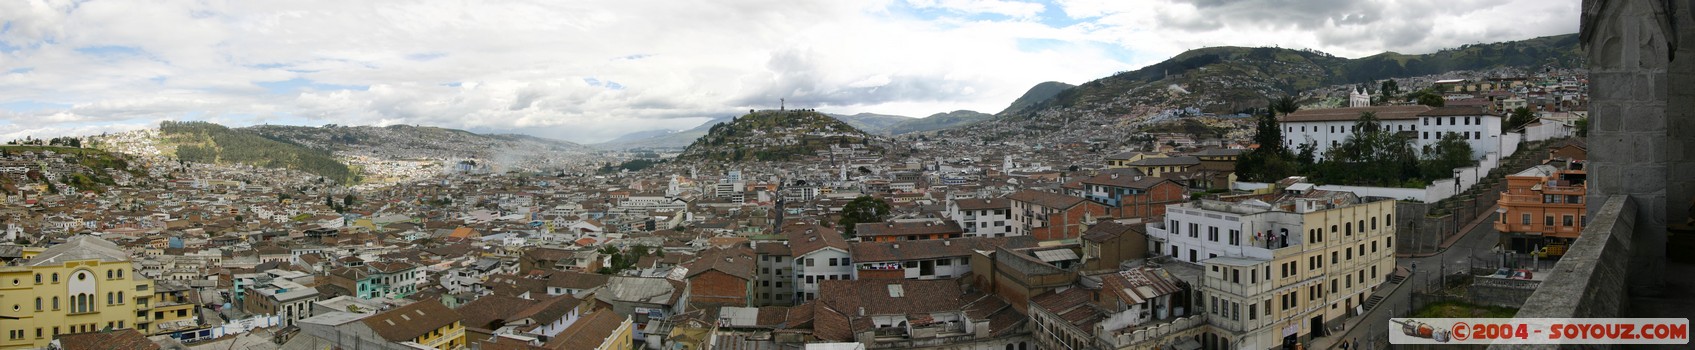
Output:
997 81 1074 116
677 110 880 162
887 110 994 135
1008 33 1582 118
242 123 592 174
827 113 912 134
595 116 735 150
603 129 677 144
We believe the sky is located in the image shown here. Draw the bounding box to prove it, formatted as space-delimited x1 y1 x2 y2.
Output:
0 0 1579 144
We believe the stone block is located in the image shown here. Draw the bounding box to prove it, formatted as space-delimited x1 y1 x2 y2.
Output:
1654 71 1670 101
1623 105 1667 132
1625 166 1668 193
1594 103 1624 132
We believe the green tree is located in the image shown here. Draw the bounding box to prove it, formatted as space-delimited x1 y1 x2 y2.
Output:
343 194 356 207
838 196 891 239
1574 117 1589 137
1317 112 1420 186
1237 97 1300 182
1415 91 1446 107
1506 107 1537 131
1420 132 1476 181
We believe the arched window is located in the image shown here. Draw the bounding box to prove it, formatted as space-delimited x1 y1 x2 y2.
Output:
35 297 41 311
117 291 124 301
51 297 58 310
1344 222 1352 235
1371 218 1378 230
107 270 113 279
107 292 114 305
1386 214 1393 226
51 273 58 283
117 270 123 279
34 274 40 284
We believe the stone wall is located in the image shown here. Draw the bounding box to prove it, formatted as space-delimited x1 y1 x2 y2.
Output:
1581 0 1680 294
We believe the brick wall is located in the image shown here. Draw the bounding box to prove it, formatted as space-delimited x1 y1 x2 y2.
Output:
688 271 750 307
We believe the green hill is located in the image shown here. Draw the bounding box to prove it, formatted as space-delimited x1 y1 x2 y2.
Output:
998 81 1074 116
159 121 357 183
677 110 879 162
1015 33 1582 117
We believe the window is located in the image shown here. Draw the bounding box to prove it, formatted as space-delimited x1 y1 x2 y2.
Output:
34 298 40 311
1229 230 1241 245
1232 269 1240 283
1475 131 1482 139
937 258 952 266
1523 213 1532 225
107 270 113 279
34 274 40 284
827 258 837 266
1345 222 1352 236
1449 117 1455 125
805 258 814 267
1249 304 1257 320
51 273 58 283
1546 215 1555 226
1563 215 1574 227
1331 252 1338 264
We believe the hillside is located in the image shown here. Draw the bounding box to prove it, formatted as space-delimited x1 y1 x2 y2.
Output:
887 110 994 135
676 110 880 162
1011 33 1581 118
158 121 357 183
0 145 145 194
595 116 734 150
244 124 592 172
828 113 912 134
997 81 1074 116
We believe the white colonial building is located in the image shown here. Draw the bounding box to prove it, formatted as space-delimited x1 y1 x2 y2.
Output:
1280 105 1501 160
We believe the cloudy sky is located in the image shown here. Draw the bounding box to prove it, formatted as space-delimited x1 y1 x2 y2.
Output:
0 0 1578 144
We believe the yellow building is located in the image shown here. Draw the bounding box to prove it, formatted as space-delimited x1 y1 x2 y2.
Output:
548 310 633 350
1151 195 1396 349
0 236 157 350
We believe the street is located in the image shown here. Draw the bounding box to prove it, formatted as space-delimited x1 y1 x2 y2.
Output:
1319 212 1507 349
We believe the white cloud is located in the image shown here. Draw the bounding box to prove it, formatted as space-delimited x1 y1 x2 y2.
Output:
0 0 1577 143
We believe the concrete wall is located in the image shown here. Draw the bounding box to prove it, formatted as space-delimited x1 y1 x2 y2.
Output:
1507 197 1637 318
1466 276 1541 308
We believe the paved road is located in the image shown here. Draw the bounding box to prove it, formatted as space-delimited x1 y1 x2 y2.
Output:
1319 212 1506 349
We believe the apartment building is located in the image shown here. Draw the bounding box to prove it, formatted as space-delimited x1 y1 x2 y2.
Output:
1147 192 1396 349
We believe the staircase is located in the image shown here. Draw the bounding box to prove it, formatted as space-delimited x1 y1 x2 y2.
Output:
1363 295 1387 311
1388 273 1407 284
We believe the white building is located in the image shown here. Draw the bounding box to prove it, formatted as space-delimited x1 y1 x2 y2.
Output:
787 226 853 302
1281 105 1501 160
944 198 1013 237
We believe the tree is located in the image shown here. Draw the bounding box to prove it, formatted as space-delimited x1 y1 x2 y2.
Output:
1380 80 1400 97
1574 117 1589 137
1237 98 1300 182
1416 91 1446 107
1317 112 1420 186
838 196 890 239
1506 107 1536 131
1420 132 1476 181
343 194 356 207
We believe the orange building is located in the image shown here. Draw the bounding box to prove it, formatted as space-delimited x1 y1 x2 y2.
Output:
1495 155 1587 253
